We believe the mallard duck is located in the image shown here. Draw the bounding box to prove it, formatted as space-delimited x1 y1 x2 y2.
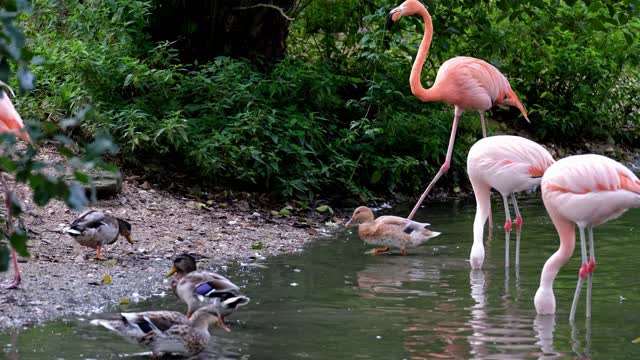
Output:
346 206 441 256
167 254 250 332
90 306 220 358
62 209 134 260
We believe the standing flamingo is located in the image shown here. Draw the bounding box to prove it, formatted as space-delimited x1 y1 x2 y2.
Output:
534 154 640 321
387 0 530 220
0 80 31 289
467 135 554 269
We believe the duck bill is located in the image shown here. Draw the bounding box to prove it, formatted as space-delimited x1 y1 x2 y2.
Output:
125 234 135 245
166 265 177 277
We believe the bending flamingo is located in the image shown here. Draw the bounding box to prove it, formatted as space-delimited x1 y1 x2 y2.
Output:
467 135 554 269
534 154 640 321
0 80 31 289
387 0 530 220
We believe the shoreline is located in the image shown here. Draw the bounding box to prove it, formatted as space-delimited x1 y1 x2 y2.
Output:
0 171 340 331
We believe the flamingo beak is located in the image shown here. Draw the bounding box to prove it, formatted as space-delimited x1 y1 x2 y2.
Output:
345 218 353 227
387 6 403 28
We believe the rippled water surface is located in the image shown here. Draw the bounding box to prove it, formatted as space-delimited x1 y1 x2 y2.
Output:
3 196 640 359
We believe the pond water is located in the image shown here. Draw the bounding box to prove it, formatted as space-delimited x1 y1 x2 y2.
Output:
2 196 640 359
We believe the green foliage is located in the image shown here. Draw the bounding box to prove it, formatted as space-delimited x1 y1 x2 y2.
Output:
0 1 118 272
16 0 640 207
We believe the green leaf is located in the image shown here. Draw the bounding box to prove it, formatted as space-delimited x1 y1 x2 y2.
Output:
73 171 90 184
9 229 29 257
370 170 382 184
0 244 8 272
315 205 334 214
251 241 264 250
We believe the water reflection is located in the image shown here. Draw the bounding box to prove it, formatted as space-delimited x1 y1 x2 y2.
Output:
534 315 560 359
355 256 439 298
467 269 548 359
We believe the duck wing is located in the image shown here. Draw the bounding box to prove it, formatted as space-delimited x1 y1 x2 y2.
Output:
375 215 431 234
68 210 109 230
186 271 240 293
123 311 189 333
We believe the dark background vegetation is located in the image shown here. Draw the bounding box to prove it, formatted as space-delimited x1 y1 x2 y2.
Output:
14 0 640 203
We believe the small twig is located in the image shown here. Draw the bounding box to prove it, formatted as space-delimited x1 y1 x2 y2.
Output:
233 3 294 21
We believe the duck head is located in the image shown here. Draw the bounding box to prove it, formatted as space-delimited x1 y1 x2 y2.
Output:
345 206 375 226
167 253 197 281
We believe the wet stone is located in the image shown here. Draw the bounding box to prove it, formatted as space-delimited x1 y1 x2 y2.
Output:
64 170 123 200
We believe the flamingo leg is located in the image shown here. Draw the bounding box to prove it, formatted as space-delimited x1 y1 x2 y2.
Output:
570 225 589 323
502 194 512 268
479 111 492 229
407 109 461 220
488 200 493 228
3 248 21 289
511 193 522 269
586 225 595 319
479 112 488 138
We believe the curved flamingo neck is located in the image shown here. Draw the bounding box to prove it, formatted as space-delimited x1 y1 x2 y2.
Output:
539 215 575 292
409 4 439 102
470 184 490 269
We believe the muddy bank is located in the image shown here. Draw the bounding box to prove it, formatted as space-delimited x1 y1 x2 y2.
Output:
0 148 344 330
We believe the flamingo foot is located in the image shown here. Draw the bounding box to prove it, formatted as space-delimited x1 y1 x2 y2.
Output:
186 312 192 319
515 215 522 230
504 219 512 233
402 248 407 256
2 276 20 289
579 263 589 279
588 258 596 273
150 353 159 359
367 247 390 255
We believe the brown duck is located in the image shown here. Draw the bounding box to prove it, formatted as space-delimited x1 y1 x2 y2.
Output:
346 206 441 256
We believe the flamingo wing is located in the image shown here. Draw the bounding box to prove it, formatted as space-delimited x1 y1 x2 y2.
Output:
542 154 640 225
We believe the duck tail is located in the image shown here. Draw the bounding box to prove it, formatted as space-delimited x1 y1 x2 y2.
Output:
62 226 81 235
223 295 250 309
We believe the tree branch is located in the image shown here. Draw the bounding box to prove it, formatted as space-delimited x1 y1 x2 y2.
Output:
233 3 294 21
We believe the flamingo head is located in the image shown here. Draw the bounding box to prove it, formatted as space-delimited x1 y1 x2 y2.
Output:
534 286 556 315
388 0 425 25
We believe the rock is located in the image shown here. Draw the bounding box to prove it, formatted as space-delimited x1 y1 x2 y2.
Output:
63 170 123 200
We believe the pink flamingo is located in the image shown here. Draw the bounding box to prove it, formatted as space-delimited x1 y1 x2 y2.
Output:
388 0 530 220
0 81 30 289
534 154 640 321
467 135 554 269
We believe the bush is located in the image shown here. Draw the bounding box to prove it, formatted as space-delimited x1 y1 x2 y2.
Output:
18 0 640 203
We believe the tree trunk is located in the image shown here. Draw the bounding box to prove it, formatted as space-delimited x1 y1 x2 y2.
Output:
149 0 295 66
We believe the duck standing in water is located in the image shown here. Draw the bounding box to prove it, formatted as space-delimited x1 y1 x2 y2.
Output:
62 209 135 260
91 306 221 358
167 254 250 332
346 206 441 256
